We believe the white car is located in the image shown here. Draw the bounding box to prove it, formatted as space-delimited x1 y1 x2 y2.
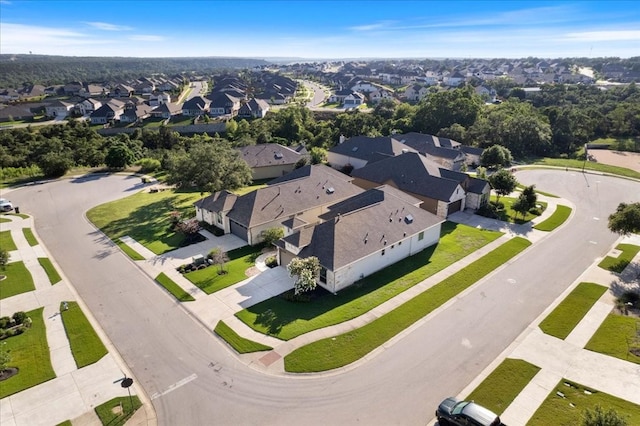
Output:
0 198 14 212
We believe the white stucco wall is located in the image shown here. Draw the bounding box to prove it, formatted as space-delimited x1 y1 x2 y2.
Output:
327 152 368 171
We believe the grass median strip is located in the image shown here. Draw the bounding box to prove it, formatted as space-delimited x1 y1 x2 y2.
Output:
236 222 502 340
60 301 108 368
284 237 531 372
465 358 541 415
538 282 608 340
0 229 17 251
214 321 273 353
585 314 640 364
117 241 145 261
533 158 640 179
0 261 35 299
528 379 640 425
22 227 38 246
598 243 640 273
95 396 142 426
0 307 55 398
155 272 195 302
38 257 62 284
533 204 572 232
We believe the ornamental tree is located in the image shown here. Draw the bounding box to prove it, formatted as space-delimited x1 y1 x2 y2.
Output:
287 256 320 295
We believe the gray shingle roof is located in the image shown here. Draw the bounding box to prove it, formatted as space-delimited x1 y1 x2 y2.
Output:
395 132 461 150
195 190 237 212
239 143 302 168
329 136 417 163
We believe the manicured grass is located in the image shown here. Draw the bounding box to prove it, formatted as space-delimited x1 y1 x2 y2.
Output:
284 237 531 372
60 301 108 368
0 217 11 223
87 189 202 255
231 182 268 196
0 308 56 398
528 379 640 425
237 222 502 340
465 358 541 415
533 158 640 179
585 314 640 364
56 421 72 426
533 204 572 232
38 257 62 284
116 241 145 261
598 243 640 273
214 321 273 353
9 213 30 219
155 272 195 302
0 230 17 251
491 195 547 223
95 396 142 426
185 244 260 294
538 282 608 340
516 184 559 198
22 227 38 246
0 261 35 299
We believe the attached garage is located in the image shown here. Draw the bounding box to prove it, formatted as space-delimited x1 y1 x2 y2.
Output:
229 219 248 241
447 199 463 215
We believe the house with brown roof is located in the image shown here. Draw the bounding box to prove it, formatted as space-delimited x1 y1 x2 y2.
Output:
45 100 75 118
237 98 270 118
238 143 306 180
194 165 363 245
150 102 182 119
276 185 444 293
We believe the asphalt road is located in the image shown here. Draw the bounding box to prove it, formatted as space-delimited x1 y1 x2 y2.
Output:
6 169 639 426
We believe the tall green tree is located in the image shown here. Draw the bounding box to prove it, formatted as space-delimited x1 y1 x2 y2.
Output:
608 202 640 235
488 169 518 204
480 144 512 169
412 86 483 134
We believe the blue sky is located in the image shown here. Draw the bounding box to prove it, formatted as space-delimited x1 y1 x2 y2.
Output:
1 1 639 59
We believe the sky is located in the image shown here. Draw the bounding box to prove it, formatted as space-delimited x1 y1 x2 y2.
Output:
1 0 639 59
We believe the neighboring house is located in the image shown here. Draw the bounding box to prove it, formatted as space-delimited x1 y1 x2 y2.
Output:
439 168 490 211
75 98 102 116
350 80 377 92
0 104 35 122
276 185 444 293
182 96 211 116
79 84 106 98
120 103 152 123
327 135 418 171
238 143 306 180
343 92 365 107
45 100 75 118
149 92 171 107
404 84 429 101
207 92 241 117
237 98 270 118
90 100 125 124
329 88 364 105
368 88 393 104
150 102 182 119
0 88 21 102
194 165 363 246
112 84 135 98
461 145 484 167
445 70 466 87
63 81 84 96
395 132 466 170
351 152 469 217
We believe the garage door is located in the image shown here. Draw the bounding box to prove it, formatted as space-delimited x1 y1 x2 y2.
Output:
229 219 248 241
447 199 463 216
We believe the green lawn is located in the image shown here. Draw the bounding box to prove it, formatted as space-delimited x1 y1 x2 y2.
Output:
528 379 640 425
38 257 62 284
155 272 195 302
0 308 56 398
533 205 572 232
0 217 11 223
598 244 640 273
231 181 269 196
465 358 541 415
184 245 259 294
60 301 108 368
214 321 273 353
284 237 531 372
236 222 502 340
0 230 17 251
116 241 145 260
86 189 203 255
56 421 72 426
533 158 640 180
22 228 38 246
538 282 608 340
0 261 35 299
585 314 640 364
491 196 547 223
95 396 142 426
516 184 559 198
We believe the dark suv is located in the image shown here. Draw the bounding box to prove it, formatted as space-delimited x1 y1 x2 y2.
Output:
436 397 503 426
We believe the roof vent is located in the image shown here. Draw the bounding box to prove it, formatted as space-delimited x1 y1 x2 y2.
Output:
274 152 283 159
326 187 335 194
401 148 409 153
351 146 359 152
404 214 414 224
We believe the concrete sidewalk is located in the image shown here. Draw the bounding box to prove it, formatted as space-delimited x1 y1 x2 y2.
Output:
0 214 156 426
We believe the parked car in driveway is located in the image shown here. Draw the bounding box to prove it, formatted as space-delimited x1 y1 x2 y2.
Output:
436 397 503 426
0 198 13 212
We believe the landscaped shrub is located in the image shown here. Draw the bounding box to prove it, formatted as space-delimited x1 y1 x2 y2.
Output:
199 221 225 236
135 158 161 173
12 311 28 325
0 316 10 329
265 256 278 268
476 203 499 219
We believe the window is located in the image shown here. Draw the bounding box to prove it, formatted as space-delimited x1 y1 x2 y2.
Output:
418 231 424 241
319 267 327 284
216 212 223 224
398 241 402 246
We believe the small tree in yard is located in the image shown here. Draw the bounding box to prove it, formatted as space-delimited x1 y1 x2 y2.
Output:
0 249 9 271
511 194 531 220
287 257 320 295
260 227 284 246
175 219 201 244
209 247 229 274
608 202 640 236
489 168 518 205
522 185 538 208
582 405 628 426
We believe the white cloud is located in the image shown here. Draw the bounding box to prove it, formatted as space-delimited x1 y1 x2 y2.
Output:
0 0 12 5
564 30 640 42
86 21 132 31
349 20 397 32
129 35 165 42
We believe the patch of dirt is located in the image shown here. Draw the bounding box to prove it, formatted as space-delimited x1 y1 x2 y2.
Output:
588 150 640 173
245 266 260 277
0 367 19 381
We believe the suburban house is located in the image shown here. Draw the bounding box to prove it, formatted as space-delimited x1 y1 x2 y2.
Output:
445 70 466 86
461 145 484 167
368 88 394 104
79 84 107 98
276 185 444 293
182 96 211 116
120 103 152 124
327 135 418 170
75 98 102 116
394 132 467 170
112 84 135 98
238 143 306 180
90 100 125 124
343 92 365 107
150 102 182 119
149 92 171 107
0 104 35 122
207 92 241 117
194 165 363 246
45 100 75 118
329 89 364 105
404 84 429 101
237 98 270 118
